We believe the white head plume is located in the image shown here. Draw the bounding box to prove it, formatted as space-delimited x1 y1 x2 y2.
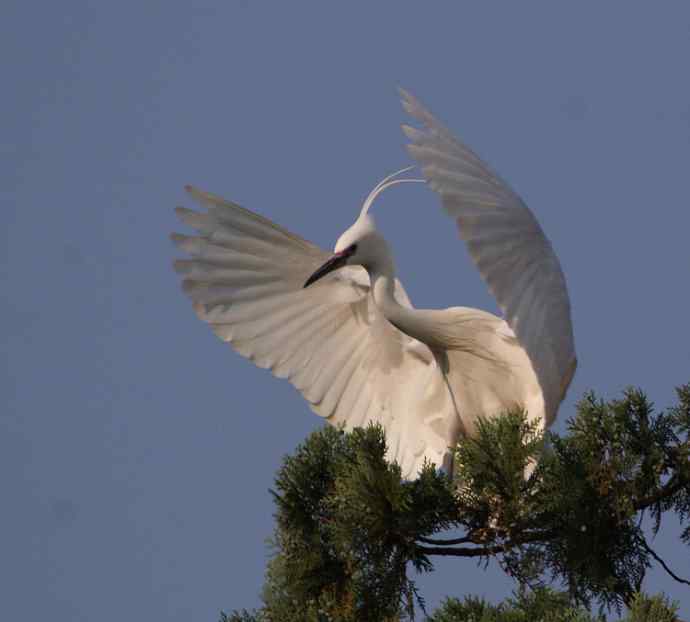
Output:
359 166 425 217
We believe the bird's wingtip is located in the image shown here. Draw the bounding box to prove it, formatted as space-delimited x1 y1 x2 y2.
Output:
397 86 412 100
400 124 418 139
398 88 422 117
172 258 187 273
170 232 188 245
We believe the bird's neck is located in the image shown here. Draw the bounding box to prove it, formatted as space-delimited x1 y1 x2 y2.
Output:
368 254 438 347
369 263 399 318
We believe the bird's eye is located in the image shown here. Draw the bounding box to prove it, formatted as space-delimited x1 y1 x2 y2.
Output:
349 244 358 255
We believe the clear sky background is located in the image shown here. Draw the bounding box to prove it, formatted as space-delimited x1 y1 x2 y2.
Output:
3 2 690 620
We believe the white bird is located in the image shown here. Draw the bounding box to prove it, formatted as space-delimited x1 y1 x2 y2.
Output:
171 90 576 479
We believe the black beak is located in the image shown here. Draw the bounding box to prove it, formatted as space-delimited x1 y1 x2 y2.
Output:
303 252 348 288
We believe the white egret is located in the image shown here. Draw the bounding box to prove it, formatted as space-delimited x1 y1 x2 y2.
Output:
171 90 576 478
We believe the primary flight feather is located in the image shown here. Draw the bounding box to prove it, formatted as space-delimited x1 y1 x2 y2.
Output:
171 90 577 478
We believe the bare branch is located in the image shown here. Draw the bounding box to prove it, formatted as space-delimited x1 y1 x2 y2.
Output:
634 475 687 511
417 535 474 546
416 529 556 558
641 538 690 587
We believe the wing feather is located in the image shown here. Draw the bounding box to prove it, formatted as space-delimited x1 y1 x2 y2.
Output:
401 89 577 425
172 187 441 477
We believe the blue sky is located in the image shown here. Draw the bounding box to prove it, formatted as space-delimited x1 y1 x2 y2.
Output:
3 2 689 620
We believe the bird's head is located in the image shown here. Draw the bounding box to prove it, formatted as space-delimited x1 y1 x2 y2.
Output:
303 214 382 288
303 166 424 288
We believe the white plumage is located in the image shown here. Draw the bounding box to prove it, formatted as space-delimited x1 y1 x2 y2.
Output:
172 90 577 478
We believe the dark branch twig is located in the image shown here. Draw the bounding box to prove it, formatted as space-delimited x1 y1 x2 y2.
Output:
634 475 686 511
641 538 690 587
416 529 556 558
417 535 474 546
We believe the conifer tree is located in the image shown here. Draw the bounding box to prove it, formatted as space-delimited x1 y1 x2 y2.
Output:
223 383 690 621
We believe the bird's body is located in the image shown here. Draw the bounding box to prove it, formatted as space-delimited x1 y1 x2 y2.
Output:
172 91 576 478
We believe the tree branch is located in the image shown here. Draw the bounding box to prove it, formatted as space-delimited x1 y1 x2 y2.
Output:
633 474 687 511
641 538 690 587
417 535 474 546
416 529 556 558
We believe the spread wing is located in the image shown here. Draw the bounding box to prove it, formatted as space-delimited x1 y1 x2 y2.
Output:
400 89 577 426
171 186 446 477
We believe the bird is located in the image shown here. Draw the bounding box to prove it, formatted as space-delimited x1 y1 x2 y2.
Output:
171 89 577 479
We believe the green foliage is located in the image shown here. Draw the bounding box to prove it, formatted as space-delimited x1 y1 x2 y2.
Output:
453 410 545 534
428 587 597 621
260 424 451 620
427 589 679 622
452 386 690 610
625 592 679 622
223 384 690 621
